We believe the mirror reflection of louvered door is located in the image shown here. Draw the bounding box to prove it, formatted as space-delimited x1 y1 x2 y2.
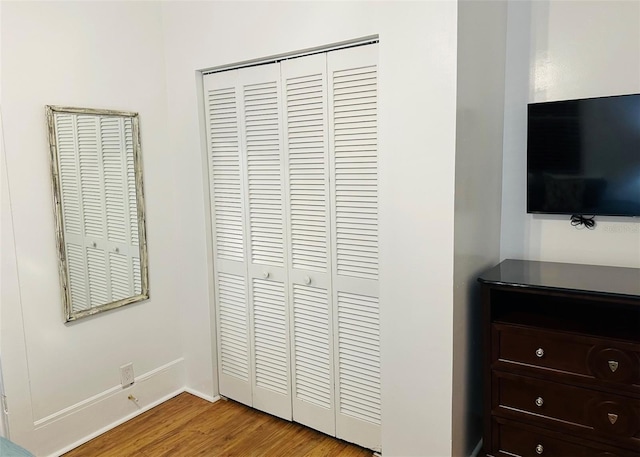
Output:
281 54 336 436
204 42 380 452
54 113 141 313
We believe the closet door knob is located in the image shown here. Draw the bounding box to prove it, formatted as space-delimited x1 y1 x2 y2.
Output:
535 348 544 358
535 444 544 454
304 276 311 285
263 272 270 279
535 397 544 407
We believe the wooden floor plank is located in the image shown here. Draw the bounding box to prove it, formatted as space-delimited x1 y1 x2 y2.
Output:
64 393 371 456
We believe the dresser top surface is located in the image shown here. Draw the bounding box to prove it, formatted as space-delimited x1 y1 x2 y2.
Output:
478 259 640 300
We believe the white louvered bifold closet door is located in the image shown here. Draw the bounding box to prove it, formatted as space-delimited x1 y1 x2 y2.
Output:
239 63 292 420
205 42 380 452
281 54 336 436
328 44 381 451
204 70 252 406
55 113 140 313
205 65 293 419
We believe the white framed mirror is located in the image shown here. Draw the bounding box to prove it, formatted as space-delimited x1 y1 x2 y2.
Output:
46 106 149 322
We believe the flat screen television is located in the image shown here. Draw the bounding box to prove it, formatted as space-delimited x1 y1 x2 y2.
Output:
527 93 640 217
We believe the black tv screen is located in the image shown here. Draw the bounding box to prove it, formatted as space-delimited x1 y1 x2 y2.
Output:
527 93 640 217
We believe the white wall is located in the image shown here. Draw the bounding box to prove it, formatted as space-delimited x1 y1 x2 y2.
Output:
1 2 185 455
160 1 459 455
453 1 507 456
501 0 640 267
1 111 27 443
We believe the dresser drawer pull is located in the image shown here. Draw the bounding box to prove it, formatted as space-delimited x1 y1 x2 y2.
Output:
535 396 544 407
608 360 619 372
535 348 544 358
607 413 618 424
535 444 544 455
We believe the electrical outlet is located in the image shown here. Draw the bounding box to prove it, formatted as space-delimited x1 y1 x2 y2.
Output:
120 363 135 388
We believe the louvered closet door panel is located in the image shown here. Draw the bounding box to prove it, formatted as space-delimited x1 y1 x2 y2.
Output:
205 72 246 264
238 64 291 420
331 55 378 281
290 283 335 435
328 44 381 452
243 74 285 268
284 58 330 274
281 54 335 436
251 275 290 419
252 278 287 394
336 291 380 423
217 270 250 395
204 70 252 406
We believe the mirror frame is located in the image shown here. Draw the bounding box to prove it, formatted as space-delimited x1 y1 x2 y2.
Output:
46 106 149 322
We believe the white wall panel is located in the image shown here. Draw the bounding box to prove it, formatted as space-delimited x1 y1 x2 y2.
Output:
161 2 458 455
1 3 183 455
501 0 640 268
453 2 508 456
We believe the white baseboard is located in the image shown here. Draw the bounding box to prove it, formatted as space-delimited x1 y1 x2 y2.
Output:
184 387 219 403
37 358 185 457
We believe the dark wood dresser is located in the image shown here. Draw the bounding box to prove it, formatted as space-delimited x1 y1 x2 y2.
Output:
478 259 640 457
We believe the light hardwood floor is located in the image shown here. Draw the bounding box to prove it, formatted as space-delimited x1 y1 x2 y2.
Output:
63 393 372 456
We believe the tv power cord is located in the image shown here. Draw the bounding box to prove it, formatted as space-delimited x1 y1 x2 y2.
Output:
570 214 596 229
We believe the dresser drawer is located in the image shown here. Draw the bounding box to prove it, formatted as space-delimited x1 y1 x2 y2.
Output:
492 418 638 457
494 372 640 449
493 324 640 388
